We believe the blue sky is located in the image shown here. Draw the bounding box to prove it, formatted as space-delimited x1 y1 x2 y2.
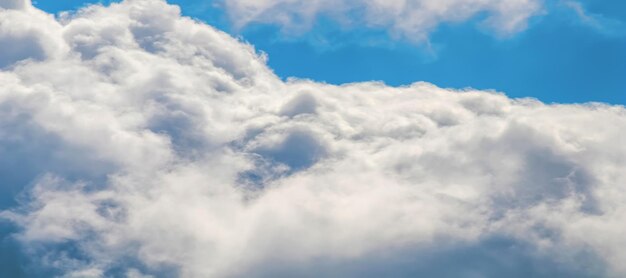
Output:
35 0 625 104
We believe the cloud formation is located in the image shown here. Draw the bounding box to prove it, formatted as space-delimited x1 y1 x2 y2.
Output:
222 0 544 41
1 0 626 277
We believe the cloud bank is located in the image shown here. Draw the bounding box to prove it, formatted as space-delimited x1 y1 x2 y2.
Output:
1 0 626 277
222 0 544 40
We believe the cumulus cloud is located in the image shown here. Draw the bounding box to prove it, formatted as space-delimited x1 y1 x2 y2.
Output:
221 0 544 41
0 0 67 67
1 0 626 277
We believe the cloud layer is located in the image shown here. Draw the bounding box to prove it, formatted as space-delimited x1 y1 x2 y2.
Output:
222 0 543 40
1 0 626 277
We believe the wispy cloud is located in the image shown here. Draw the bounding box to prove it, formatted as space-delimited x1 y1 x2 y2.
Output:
221 0 544 42
562 0 626 37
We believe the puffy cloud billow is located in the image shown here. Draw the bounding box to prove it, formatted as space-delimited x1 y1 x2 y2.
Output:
1 0 626 277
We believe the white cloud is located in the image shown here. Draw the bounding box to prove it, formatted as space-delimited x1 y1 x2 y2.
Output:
0 0 67 67
221 0 544 41
1 0 626 277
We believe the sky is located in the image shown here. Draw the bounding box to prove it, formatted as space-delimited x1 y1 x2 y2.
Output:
33 0 626 104
1 0 626 277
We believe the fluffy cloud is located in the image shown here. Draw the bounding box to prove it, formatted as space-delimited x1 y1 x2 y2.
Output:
222 0 544 40
1 0 626 277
